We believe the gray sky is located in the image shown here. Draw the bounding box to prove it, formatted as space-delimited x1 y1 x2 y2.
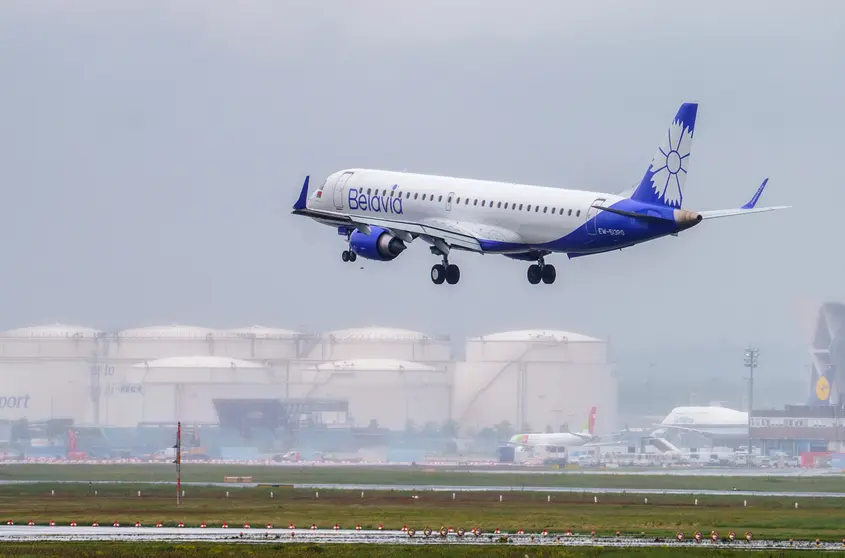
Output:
1 1 843 398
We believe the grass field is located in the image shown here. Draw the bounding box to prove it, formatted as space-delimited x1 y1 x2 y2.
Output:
1 484 844 540
0 542 828 557
2 464 844 493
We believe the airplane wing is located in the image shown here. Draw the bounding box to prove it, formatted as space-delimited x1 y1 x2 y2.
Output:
698 178 790 220
358 215 486 253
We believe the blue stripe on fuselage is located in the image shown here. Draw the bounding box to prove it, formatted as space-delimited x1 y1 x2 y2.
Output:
478 199 681 255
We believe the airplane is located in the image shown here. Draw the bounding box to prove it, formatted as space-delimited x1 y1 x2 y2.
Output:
292 102 788 285
507 406 597 449
653 405 749 440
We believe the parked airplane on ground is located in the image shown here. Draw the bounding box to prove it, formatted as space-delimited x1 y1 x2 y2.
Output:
507 407 597 449
293 102 788 285
654 405 749 440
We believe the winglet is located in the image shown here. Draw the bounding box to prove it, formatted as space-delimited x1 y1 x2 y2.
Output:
741 178 768 209
293 175 310 211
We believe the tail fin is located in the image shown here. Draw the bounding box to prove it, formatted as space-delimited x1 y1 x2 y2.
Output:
630 103 699 209
584 406 597 435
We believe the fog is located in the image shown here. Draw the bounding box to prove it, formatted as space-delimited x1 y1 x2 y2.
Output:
1 0 843 424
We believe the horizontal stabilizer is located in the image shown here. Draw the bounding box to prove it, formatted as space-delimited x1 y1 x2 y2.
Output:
698 177 789 220
699 206 789 220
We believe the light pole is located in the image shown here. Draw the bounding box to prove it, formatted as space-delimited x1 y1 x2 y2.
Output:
744 348 759 456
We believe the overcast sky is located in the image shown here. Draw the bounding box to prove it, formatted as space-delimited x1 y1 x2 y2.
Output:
1 1 843 394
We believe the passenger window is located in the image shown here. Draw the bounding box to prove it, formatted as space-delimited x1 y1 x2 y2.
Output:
481 200 486 207
382 190 387 196
497 202 502 208
527 205 531 211
456 197 461 203
551 208 556 214
504 202 509 209
447 196 452 203
367 188 372 194
414 193 419 199
535 206 540 212
438 195 443 202
568 209 572 216
543 207 548 213
422 194 427 200
519 204 523 210
474 199 478 206
465 199 469 205
577 210 581 217
406 192 410 199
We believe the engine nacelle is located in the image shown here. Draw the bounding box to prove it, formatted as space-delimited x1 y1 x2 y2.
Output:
350 226 407 261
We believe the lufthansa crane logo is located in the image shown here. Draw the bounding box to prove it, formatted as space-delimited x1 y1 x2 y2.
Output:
816 376 831 401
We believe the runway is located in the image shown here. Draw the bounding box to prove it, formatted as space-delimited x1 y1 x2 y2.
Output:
1 526 842 551
288 482 845 498
3 479 843 498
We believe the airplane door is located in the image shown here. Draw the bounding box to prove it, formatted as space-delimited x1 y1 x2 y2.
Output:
333 172 353 210
445 192 454 211
585 198 606 235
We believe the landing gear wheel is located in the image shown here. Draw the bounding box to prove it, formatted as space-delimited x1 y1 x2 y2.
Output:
341 250 350 262
431 264 446 285
445 264 460 285
527 264 542 285
348 251 357 262
541 264 556 284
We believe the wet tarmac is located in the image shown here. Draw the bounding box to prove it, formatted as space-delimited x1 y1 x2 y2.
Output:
1 526 843 551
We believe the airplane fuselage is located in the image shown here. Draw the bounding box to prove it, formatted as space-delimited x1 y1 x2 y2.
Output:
306 168 695 256
508 432 592 448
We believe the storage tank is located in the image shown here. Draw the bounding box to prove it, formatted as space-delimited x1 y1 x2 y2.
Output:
0 324 102 424
109 325 235 362
103 355 276 426
454 329 616 435
223 326 303 361
305 327 452 363
294 358 451 430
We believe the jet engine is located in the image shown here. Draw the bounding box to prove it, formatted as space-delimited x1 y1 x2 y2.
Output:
349 226 407 261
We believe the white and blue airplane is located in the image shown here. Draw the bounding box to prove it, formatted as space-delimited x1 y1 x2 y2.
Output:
293 102 787 285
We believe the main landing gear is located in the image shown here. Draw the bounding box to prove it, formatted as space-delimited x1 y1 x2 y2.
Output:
341 249 357 262
430 250 460 285
527 256 556 285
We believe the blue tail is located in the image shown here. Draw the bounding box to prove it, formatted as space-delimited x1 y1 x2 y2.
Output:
630 103 699 209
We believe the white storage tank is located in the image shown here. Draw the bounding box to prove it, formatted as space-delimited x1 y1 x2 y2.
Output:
0 324 101 424
102 355 278 426
108 325 236 362
306 327 452 363
293 358 451 430
454 329 616 435
223 326 303 361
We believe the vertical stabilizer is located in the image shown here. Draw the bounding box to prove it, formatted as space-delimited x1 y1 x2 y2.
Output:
583 406 597 435
630 103 698 208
